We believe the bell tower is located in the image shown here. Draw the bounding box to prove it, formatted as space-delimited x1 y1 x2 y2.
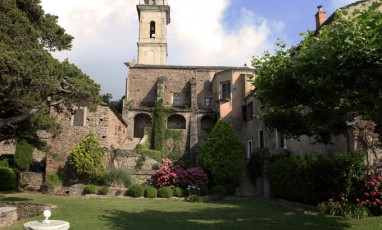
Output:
136 0 170 65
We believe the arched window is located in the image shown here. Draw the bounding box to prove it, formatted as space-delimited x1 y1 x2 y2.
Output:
167 114 186 129
134 113 152 138
150 21 156 38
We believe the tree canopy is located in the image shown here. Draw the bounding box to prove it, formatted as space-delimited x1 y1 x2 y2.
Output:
0 0 101 143
198 120 244 185
252 2 382 144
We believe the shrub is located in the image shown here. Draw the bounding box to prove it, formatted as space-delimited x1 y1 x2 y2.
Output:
15 139 33 171
318 197 369 219
134 156 146 170
198 120 244 185
0 167 16 191
187 194 202 203
102 167 133 188
172 187 185 197
84 184 96 194
144 187 158 198
267 152 365 205
247 149 290 184
44 174 62 187
150 159 177 188
211 185 227 196
359 175 382 216
150 159 209 189
128 184 145 197
187 185 201 196
200 186 210 196
68 132 105 182
158 186 173 198
99 186 109 195
224 184 236 196
0 159 9 168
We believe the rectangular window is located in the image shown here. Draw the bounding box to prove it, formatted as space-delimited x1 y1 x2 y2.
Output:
275 129 287 149
221 81 231 100
247 140 252 159
205 97 212 108
72 108 85 126
247 101 254 120
173 94 181 106
242 106 247 121
258 129 264 149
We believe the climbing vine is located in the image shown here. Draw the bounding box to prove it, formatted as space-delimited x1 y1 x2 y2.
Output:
152 99 165 152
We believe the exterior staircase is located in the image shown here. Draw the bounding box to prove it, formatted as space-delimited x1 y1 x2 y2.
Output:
235 170 257 198
121 137 142 151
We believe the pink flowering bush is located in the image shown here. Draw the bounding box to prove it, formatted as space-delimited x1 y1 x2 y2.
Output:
360 175 382 215
150 159 208 189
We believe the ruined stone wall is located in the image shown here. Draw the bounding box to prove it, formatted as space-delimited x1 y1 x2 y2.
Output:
46 105 127 175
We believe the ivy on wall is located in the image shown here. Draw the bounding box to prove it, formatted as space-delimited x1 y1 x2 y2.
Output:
135 99 186 162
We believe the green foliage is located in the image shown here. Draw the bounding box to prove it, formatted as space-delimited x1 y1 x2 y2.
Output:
247 149 291 184
164 129 183 160
0 158 9 168
0 0 101 142
318 197 369 219
135 144 164 163
224 184 236 196
267 152 365 205
102 167 133 188
172 187 185 197
157 186 173 198
15 139 33 171
68 132 106 182
144 186 158 198
134 156 146 170
44 174 62 187
128 184 145 197
0 167 16 191
211 185 227 196
252 2 382 144
84 184 96 194
187 194 203 203
152 99 165 152
99 186 109 195
198 120 244 185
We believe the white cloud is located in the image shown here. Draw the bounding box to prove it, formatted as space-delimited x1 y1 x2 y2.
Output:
40 0 284 97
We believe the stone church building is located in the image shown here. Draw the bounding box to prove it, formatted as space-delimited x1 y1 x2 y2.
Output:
121 0 350 165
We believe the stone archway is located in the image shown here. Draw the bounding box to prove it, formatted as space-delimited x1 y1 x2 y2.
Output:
167 114 186 129
134 113 152 138
201 115 215 133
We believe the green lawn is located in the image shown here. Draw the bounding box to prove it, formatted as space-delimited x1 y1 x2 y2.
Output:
1 193 381 230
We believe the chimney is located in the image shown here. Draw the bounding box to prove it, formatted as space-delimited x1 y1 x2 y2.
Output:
315 5 326 30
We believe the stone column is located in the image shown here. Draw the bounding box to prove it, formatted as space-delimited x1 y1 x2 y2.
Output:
189 73 198 166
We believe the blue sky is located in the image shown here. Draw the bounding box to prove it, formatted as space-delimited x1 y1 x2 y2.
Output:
40 0 355 99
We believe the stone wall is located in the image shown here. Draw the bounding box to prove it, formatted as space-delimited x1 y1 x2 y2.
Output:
0 207 17 228
22 172 43 191
46 105 127 175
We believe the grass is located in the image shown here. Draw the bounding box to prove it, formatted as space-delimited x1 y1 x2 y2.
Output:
1 193 382 230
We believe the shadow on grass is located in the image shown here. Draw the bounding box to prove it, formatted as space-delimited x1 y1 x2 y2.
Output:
100 200 351 230
0 197 32 202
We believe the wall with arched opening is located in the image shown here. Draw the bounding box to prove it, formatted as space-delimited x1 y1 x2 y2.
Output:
167 114 186 129
134 113 152 138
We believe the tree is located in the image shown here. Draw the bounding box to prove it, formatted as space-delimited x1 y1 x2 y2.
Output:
198 120 244 185
252 2 382 144
0 0 101 143
68 131 106 182
14 139 34 190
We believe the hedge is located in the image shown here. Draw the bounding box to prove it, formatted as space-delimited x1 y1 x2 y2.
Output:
266 152 365 205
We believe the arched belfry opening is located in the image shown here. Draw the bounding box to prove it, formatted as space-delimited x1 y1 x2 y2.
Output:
167 114 186 129
134 113 152 138
150 21 156 38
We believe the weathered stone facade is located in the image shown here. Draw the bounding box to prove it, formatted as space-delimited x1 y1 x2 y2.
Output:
45 104 127 174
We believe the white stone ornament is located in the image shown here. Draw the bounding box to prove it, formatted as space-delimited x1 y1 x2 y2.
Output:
42 210 51 224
